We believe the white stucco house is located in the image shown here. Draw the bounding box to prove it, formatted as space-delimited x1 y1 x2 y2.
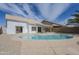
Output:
4 14 44 34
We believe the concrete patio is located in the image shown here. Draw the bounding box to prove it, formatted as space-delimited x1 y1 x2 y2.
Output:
0 34 79 55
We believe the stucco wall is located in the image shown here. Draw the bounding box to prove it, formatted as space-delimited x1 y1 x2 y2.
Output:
6 21 38 34
28 25 38 33
7 21 28 34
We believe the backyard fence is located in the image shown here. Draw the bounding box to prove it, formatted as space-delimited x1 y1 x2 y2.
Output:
53 27 79 34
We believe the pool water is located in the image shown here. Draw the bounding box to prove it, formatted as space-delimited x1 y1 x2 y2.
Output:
20 34 73 40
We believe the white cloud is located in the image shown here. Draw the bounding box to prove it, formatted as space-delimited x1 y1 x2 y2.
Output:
23 4 43 21
37 3 70 21
37 3 50 19
48 3 70 21
0 3 71 24
7 4 27 17
0 4 28 17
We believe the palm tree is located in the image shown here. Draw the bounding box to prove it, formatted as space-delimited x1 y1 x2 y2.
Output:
68 11 79 23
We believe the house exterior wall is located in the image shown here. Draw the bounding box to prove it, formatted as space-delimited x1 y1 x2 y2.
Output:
6 21 38 34
28 24 38 33
7 21 28 34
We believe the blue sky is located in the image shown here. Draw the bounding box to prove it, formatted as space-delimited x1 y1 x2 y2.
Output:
0 3 79 25
0 11 5 25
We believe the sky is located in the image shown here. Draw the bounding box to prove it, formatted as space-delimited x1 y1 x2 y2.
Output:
0 3 79 25
0 11 5 26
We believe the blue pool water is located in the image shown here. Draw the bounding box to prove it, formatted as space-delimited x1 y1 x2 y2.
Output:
20 34 73 40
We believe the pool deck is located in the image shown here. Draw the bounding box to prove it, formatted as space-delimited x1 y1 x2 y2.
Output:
0 33 79 55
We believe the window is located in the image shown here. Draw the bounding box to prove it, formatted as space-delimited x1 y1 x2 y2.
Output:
32 27 36 31
16 26 23 33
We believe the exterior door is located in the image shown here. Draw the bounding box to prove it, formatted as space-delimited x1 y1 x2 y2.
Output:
38 27 41 32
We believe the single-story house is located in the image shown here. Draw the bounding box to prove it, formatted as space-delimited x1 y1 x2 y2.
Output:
4 14 44 34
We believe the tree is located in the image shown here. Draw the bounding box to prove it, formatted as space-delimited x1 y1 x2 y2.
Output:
68 11 79 23
68 19 74 23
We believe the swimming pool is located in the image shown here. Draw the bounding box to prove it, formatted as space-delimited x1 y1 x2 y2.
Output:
20 34 73 40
